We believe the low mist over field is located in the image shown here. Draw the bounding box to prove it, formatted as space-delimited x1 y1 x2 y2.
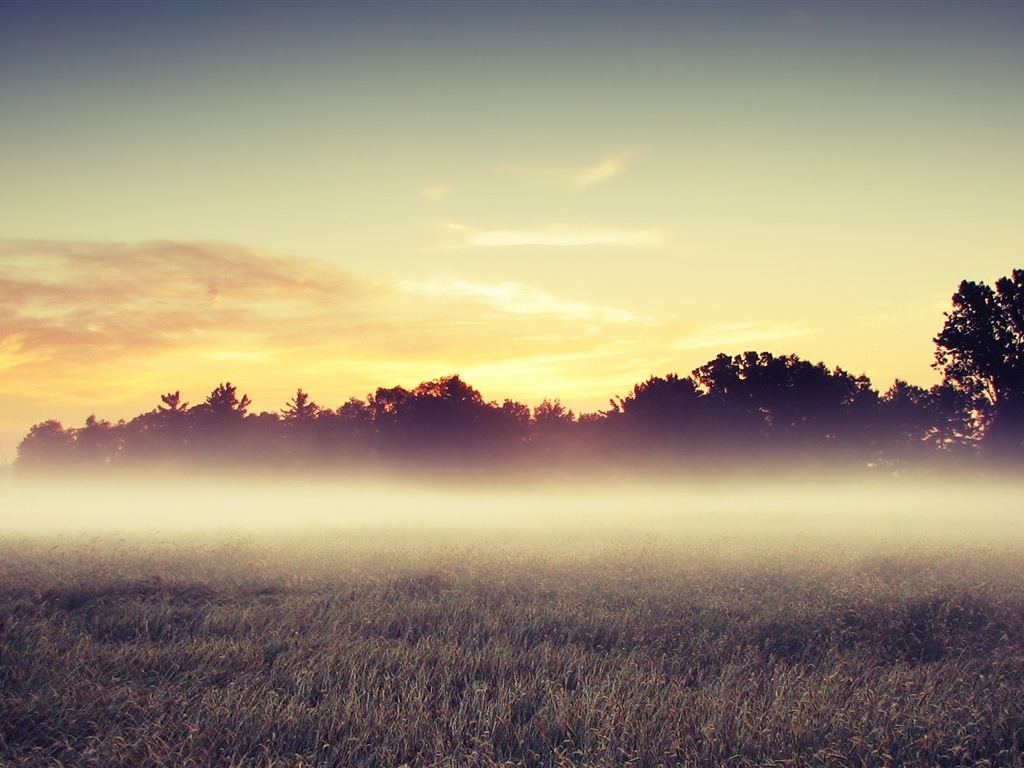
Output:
4 455 1024 768
4 471 1022 559
4 472 1024 767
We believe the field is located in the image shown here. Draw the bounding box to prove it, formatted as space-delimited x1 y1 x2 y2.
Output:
2 476 1024 767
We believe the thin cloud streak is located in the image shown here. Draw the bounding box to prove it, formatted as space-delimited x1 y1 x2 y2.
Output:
573 150 633 189
421 184 451 201
672 322 814 352
430 222 665 251
500 149 634 190
398 278 644 325
857 297 949 328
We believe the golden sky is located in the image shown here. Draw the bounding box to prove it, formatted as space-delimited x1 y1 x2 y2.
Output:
1 1 1022 462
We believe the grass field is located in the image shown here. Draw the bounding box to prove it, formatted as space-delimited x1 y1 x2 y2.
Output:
2 478 1024 767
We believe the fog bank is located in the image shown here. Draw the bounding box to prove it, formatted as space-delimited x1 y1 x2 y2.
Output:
3 472 1022 561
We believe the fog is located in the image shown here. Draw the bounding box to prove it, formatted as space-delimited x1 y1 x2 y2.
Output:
3 469 1023 562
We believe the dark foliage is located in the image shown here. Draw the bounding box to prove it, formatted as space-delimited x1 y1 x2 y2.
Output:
13 362 973 475
16 271 1024 473
935 269 1024 454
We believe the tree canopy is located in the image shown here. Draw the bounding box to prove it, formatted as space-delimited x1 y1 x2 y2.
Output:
15 270 1023 475
935 269 1024 453
6 358 971 476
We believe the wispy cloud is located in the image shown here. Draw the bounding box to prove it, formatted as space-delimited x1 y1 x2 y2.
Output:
499 149 634 190
430 222 665 251
857 297 949 328
672 322 814 352
0 239 369 366
0 332 48 372
0 240 657 419
573 150 633 189
421 184 451 201
398 278 644 325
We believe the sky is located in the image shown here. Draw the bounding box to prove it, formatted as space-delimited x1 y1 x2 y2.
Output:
1 0 1022 463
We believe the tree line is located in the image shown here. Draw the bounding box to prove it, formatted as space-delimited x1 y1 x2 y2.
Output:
15 269 1024 473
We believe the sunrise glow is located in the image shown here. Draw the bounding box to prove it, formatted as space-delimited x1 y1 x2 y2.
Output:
1 1 1022 462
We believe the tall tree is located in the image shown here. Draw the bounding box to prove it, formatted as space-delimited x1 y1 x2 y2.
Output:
159 391 189 414
934 269 1024 452
279 389 321 462
15 420 74 468
408 376 487 436
74 414 121 465
692 351 874 450
412 375 483 406
880 380 974 456
368 386 410 423
282 389 320 422
200 382 251 419
616 374 707 451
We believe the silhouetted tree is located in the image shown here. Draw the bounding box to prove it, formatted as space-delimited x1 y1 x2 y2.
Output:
323 396 375 458
879 380 976 459
406 376 485 437
879 380 930 449
528 398 577 461
498 399 531 441
370 375 510 460
500 399 532 429
413 375 484 407
336 396 373 427
159 391 189 415
692 353 763 444
186 382 253 460
693 352 876 453
620 375 704 430
926 382 977 451
16 420 75 468
199 382 251 419
12 358 992 474
282 389 320 423
123 390 193 462
533 398 575 428
73 415 121 465
368 385 410 423
934 269 1024 453
275 390 325 464
242 410 286 463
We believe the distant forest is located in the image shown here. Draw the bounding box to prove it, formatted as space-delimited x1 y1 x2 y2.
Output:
15 270 1024 474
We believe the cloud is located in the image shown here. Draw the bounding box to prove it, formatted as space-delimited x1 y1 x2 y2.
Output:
500 149 634 190
421 184 451 201
0 332 48 372
0 239 658 418
430 222 665 251
572 150 633 189
672 322 814 352
398 278 644 325
0 239 352 307
0 239 368 365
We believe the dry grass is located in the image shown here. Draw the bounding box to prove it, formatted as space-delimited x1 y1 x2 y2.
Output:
2 528 1024 767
